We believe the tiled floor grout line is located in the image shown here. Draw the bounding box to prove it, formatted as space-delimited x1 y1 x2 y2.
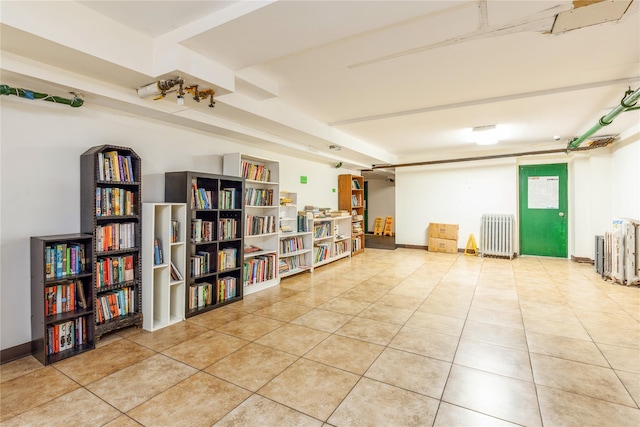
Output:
513 256 545 427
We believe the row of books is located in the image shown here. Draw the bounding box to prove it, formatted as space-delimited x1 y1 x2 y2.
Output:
245 214 276 236
95 255 135 288
46 316 89 355
352 237 363 252
45 280 88 316
192 219 214 242
243 254 276 286
218 248 238 271
95 222 136 252
298 213 311 232
313 222 332 239
217 276 237 302
45 243 86 279
351 194 362 207
335 240 349 255
278 255 310 273
280 236 305 254
95 287 135 324
190 252 211 277
95 187 135 217
170 219 180 243
98 151 135 183
241 160 271 182
314 243 331 263
219 188 238 209
351 179 362 189
189 282 214 309
191 185 213 209
244 188 274 206
218 218 238 240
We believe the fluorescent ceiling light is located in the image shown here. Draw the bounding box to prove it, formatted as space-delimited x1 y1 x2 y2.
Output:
472 124 498 145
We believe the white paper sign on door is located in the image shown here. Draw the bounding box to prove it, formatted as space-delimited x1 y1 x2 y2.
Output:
528 176 559 209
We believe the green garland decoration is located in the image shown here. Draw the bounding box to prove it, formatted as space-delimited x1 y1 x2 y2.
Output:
1 84 84 107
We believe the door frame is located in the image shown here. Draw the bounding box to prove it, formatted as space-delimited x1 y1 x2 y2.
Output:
516 159 572 258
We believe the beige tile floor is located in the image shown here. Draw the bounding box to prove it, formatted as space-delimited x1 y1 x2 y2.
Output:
2 248 640 426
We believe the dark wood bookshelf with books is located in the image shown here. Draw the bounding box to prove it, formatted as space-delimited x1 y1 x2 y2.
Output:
164 171 244 318
30 233 95 365
81 145 143 339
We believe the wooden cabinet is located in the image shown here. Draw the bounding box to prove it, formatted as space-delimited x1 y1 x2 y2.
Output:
80 145 143 339
31 234 95 365
338 174 365 255
142 203 187 331
224 153 280 295
279 191 313 278
164 171 244 317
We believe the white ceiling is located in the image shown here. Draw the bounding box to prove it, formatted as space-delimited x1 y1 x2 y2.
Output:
1 1 639 170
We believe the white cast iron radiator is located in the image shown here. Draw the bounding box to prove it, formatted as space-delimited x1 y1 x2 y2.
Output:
480 214 515 260
605 219 639 286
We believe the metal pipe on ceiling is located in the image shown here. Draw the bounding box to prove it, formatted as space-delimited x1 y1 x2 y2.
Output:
371 148 570 169
567 86 640 151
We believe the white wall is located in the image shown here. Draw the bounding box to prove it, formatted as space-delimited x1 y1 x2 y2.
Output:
365 178 396 233
610 139 640 220
0 99 356 351
395 140 640 260
396 159 517 248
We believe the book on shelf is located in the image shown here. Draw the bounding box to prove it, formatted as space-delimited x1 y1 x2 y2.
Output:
153 238 163 265
244 245 262 253
351 179 362 189
170 220 179 243
123 255 134 281
76 280 87 309
170 261 183 281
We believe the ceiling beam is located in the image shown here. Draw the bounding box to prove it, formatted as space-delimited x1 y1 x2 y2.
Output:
329 76 640 126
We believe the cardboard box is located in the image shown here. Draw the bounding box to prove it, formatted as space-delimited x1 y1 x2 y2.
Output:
428 237 458 254
428 223 459 240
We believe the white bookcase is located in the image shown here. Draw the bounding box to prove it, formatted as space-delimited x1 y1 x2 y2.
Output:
142 203 186 331
224 153 281 295
312 215 352 268
279 191 313 278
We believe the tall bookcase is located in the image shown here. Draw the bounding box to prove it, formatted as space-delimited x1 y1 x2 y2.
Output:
31 234 95 365
142 203 187 331
164 171 244 317
338 174 365 255
312 215 352 267
81 145 143 339
223 153 280 295
279 191 313 278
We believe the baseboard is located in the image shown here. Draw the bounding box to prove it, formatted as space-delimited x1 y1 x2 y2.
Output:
396 244 426 250
1 341 32 364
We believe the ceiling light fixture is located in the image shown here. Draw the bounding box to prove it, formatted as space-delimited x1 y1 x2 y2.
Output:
472 124 498 145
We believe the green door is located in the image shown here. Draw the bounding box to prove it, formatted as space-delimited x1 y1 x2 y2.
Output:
518 163 568 257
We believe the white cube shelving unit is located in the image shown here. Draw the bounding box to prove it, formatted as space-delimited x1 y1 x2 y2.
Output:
142 203 186 331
